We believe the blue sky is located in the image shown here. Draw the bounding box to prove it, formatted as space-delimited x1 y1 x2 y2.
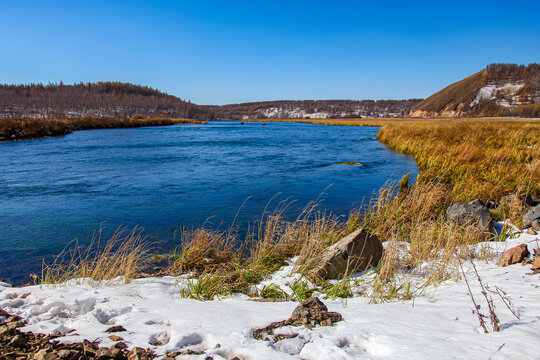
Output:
1 1 539 105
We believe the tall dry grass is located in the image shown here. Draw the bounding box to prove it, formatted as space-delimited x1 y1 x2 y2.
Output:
38 118 538 300
41 227 148 285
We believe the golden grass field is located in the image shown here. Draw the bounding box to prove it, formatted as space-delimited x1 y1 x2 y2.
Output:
39 117 540 301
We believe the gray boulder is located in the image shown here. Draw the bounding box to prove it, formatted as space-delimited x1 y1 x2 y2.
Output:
311 228 383 280
523 204 540 228
446 200 493 233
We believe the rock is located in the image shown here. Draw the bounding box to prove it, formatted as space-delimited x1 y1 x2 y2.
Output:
95 347 112 359
468 199 485 207
523 205 540 228
110 347 124 358
532 257 540 271
10 334 28 348
446 201 493 232
34 349 57 360
56 349 79 359
500 194 517 205
83 340 99 356
113 341 128 350
254 298 342 341
497 244 530 266
290 297 342 328
127 347 150 360
0 325 9 337
105 325 127 333
519 193 540 207
532 219 540 232
109 335 124 342
311 228 383 280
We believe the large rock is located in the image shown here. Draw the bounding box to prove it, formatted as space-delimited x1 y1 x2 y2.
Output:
523 204 540 228
311 228 383 280
446 200 493 232
497 244 530 266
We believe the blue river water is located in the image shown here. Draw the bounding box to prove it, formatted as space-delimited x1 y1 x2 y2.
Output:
0 121 417 283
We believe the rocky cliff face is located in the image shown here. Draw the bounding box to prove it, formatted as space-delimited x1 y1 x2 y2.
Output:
410 64 540 118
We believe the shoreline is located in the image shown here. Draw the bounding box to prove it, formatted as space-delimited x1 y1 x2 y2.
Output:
0 117 539 358
0 117 206 142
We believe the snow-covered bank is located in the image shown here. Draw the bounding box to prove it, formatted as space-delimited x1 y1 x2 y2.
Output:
1 228 539 359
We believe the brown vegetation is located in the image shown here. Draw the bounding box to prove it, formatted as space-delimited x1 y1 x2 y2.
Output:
0 116 205 141
40 117 538 302
410 63 540 117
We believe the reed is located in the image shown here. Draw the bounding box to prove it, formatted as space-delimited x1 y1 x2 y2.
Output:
41 227 148 285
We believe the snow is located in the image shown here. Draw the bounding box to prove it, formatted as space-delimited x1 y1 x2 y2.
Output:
1 224 539 359
470 83 525 107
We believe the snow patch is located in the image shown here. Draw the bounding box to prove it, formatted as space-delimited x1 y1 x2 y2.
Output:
470 83 525 107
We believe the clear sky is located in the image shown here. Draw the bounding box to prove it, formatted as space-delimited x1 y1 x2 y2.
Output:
1 1 539 105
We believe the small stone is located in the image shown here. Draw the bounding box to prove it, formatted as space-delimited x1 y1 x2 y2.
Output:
532 219 540 232
109 335 124 342
34 349 57 360
10 334 28 348
127 347 150 360
105 325 127 333
497 244 530 266
113 341 128 350
320 319 332 326
532 257 540 271
523 205 540 228
83 340 99 356
56 349 79 359
110 347 124 358
95 347 112 359
0 325 9 337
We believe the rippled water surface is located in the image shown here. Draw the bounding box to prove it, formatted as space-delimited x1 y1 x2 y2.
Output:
0 121 417 282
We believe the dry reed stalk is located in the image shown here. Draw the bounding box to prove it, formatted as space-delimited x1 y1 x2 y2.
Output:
41 226 148 285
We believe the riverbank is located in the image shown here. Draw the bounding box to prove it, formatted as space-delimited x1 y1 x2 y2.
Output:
0 117 206 141
1 228 539 359
1 117 539 358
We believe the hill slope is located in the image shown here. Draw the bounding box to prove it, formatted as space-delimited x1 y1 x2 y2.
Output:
0 82 210 119
205 99 422 120
410 63 540 118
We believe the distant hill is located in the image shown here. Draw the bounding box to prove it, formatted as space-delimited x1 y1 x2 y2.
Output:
410 63 540 118
0 82 209 119
205 99 422 120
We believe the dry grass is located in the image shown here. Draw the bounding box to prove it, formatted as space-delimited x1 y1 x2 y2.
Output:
38 117 538 300
0 116 205 141
41 227 148 285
